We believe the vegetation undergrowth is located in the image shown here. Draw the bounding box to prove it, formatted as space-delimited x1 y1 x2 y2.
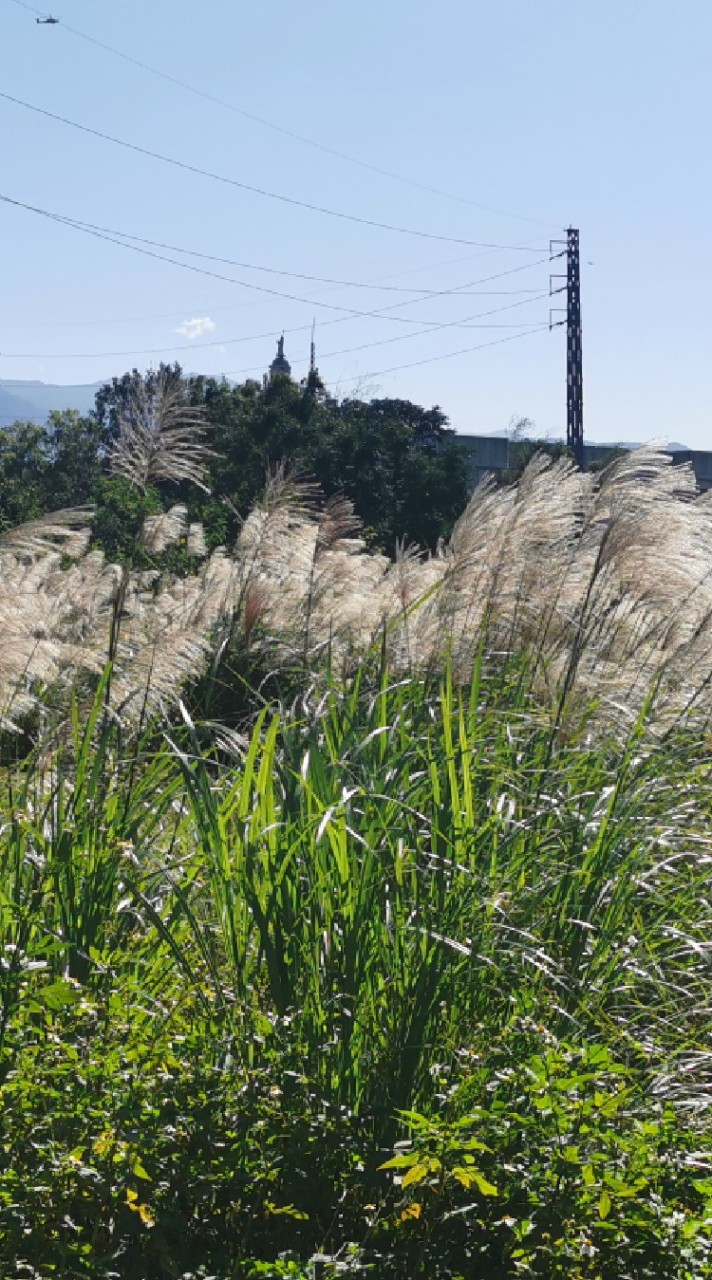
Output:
1 655 712 1278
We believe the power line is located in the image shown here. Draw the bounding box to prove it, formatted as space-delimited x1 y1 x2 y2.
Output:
216 322 547 380
299 304 549 361
6 0 558 230
0 90 549 252
8 206 549 297
0 192 421 322
0 283 545 328
0 194 548 298
0 326 553 392
336 325 553 384
0 193 554 352
1 193 552 330
0 229 546 330
1 278 549 358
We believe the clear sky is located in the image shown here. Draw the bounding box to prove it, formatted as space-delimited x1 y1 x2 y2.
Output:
1 0 710 445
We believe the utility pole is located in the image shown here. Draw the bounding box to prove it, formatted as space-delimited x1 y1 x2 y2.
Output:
565 227 584 468
550 227 584 469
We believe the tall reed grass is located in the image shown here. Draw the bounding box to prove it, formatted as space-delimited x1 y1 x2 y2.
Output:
3 659 711 1107
2 446 712 738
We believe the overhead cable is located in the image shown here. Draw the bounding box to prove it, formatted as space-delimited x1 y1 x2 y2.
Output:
0 193 554 349
0 90 549 252
3 291 548 358
334 325 553 384
7 204 547 296
6 0 558 229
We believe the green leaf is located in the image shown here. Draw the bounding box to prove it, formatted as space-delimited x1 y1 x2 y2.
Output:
40 980 79 1010
599 1190 612 1220
379 1154 416 1171
264 1201 310 1220
471 1171 498 1197
131 1156 151 1181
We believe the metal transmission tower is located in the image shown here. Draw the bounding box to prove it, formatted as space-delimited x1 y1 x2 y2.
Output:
565 228 584 467
550 227 584 468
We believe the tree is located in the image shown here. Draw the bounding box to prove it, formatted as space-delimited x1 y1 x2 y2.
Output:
0 364 472 561
0 411 106 531
44 410 104 509
89 475 162 566
201 377 470 554
315 397 468 550
0 422 48 530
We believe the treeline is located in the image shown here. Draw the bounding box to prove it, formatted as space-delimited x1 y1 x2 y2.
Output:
0 363 470 558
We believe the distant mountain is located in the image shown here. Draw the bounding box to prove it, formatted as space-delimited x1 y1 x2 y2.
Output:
0 379 102 425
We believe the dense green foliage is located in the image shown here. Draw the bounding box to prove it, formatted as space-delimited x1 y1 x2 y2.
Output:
0 364 470 554
1 661 711 1277
0 411 103 530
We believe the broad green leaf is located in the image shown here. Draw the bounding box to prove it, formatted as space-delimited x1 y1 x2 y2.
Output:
379 1154 416 1171
472 1171 498 1197
41 980 79 1010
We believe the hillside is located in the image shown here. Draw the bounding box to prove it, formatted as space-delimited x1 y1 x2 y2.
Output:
0 378 102 424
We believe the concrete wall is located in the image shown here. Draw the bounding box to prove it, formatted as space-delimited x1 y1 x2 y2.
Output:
456 434 511 491
455 435 712 493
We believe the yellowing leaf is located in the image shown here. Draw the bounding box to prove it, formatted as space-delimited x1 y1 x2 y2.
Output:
599 1190 612 1220
452 1166 475 1189
401 1202 422 1221
125 1189 155 1228
402 1162 429 1189
93 1131 116 1158
137 1202 156 1227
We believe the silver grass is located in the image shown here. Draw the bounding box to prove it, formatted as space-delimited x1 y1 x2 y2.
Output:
141 504 189 554
0 506 94 557
109 375 213 492
5 444 712 734
187 522 208 559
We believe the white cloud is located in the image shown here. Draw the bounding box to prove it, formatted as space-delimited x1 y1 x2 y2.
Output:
176 316 216 341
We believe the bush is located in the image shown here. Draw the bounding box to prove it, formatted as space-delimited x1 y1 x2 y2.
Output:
374 1022 712 1278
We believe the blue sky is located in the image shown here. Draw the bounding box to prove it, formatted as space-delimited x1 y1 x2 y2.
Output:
1 0 710 445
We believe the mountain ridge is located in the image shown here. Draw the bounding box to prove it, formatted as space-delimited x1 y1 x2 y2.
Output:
0 378 102 424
